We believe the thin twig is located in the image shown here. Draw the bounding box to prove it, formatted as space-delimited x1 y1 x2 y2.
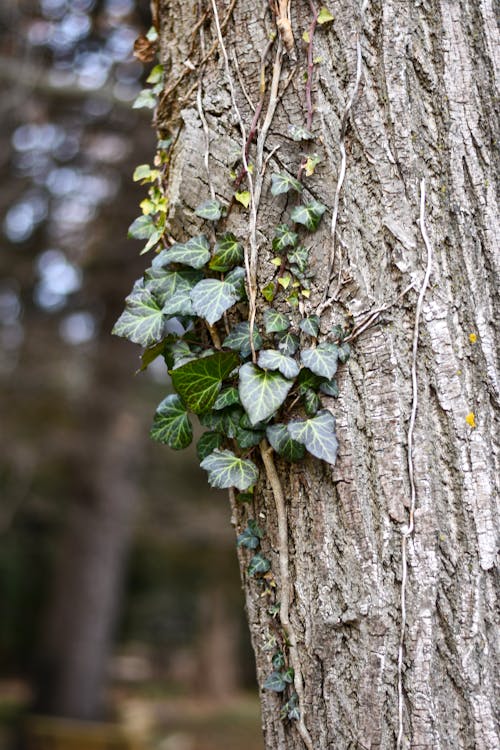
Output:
321 32 364 303
197 9 216 200
396 179 433 750
305 0 319 131
210 0 258 360
260 440 314 750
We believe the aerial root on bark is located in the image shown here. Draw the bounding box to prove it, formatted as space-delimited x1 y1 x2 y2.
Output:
260 440 314 750
396 178 433 749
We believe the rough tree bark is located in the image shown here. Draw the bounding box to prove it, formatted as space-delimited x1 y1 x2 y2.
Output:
156 0 498 747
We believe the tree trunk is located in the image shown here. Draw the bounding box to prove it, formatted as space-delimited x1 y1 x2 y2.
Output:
156 1 498 747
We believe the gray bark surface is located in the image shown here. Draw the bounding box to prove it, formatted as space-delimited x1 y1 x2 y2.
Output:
158 1 499 747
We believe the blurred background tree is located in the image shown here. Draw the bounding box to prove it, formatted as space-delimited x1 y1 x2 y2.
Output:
0 1 261 747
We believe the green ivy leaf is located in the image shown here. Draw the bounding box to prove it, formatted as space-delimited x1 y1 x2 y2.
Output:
224 266 246 299
112 288 165 347
319 377 339 397
272 652 286 670
266 423 305 461
276 331 300 356
195 199 223 221
287 410 338 465
213 387 241 410
170 352 240 414
128 214 156 239
261 282 275 302
299 315 320 337
264 309 291 334
317 6 334 24
258 349 300 379
150 394 193 449
288 124 314 141
338 342 351 363
237 519 263 550
190 279 240 325
301 343 339 379
164 235 211 269
263 671 287 692
165 340 195 369
291 200 327 231
248 553 271 577
297 367 322 395
288 245 309 274
304 388 320 416
239 363 293 426
209 233 244 272
139 340 166 371
133 164 158 183
272 224 298 253
145 268 202 312
196 431 224 461
223 321 262 358
235 426 264 449
146 64 164 84
200 448 259 490
270 173 303 196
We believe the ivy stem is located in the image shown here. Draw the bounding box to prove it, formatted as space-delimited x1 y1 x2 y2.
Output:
206 322 222 349
305 0 318 132
259 440 313 750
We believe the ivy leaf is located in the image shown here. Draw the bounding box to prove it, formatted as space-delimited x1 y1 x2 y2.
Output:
112 288 165 347
164 235 210 269
305 154 321 176
258 349 300 379
288 124 314 141
132 88 157 109
235 191 251 208
165 340 195 369
139 341 166 371
150 394 193 450
338 342 351 363
261 282 275 302
237 520 263 549
195 199 223 221
301 343 339 379
272 652 286 670
213 387 241 410
272 224 298 253
145 268 202 312
235 426 264 449
288 245 309 274
271 173 303 196
247 553 271 577
319 378 339 397
266 423 305 462
304 388 320 416
264 309 291 334
196 431 224 461
170 352 240 414
276 331 300 356
190 279 240 325
263 671 287 692
291 200 327 231
209 233 244 272
223 321 262 358
239 363 293 426
200 449 259 490
224 266 246 299
201 405 244 439
299 315 320 337
128 214 156 239
317 6 334 24
297 367 322 395
287 409 338 465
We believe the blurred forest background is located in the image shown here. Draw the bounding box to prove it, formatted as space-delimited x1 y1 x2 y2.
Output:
0 1 262 748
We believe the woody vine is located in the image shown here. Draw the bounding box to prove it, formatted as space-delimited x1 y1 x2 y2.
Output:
114 3 354 747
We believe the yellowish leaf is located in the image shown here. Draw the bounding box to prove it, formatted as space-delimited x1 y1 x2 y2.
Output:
302 30 310 43
235 191 251 208
469 333 477 343
317 6 334 24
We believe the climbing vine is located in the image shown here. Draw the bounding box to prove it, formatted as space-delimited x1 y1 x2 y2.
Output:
114 3 349 745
